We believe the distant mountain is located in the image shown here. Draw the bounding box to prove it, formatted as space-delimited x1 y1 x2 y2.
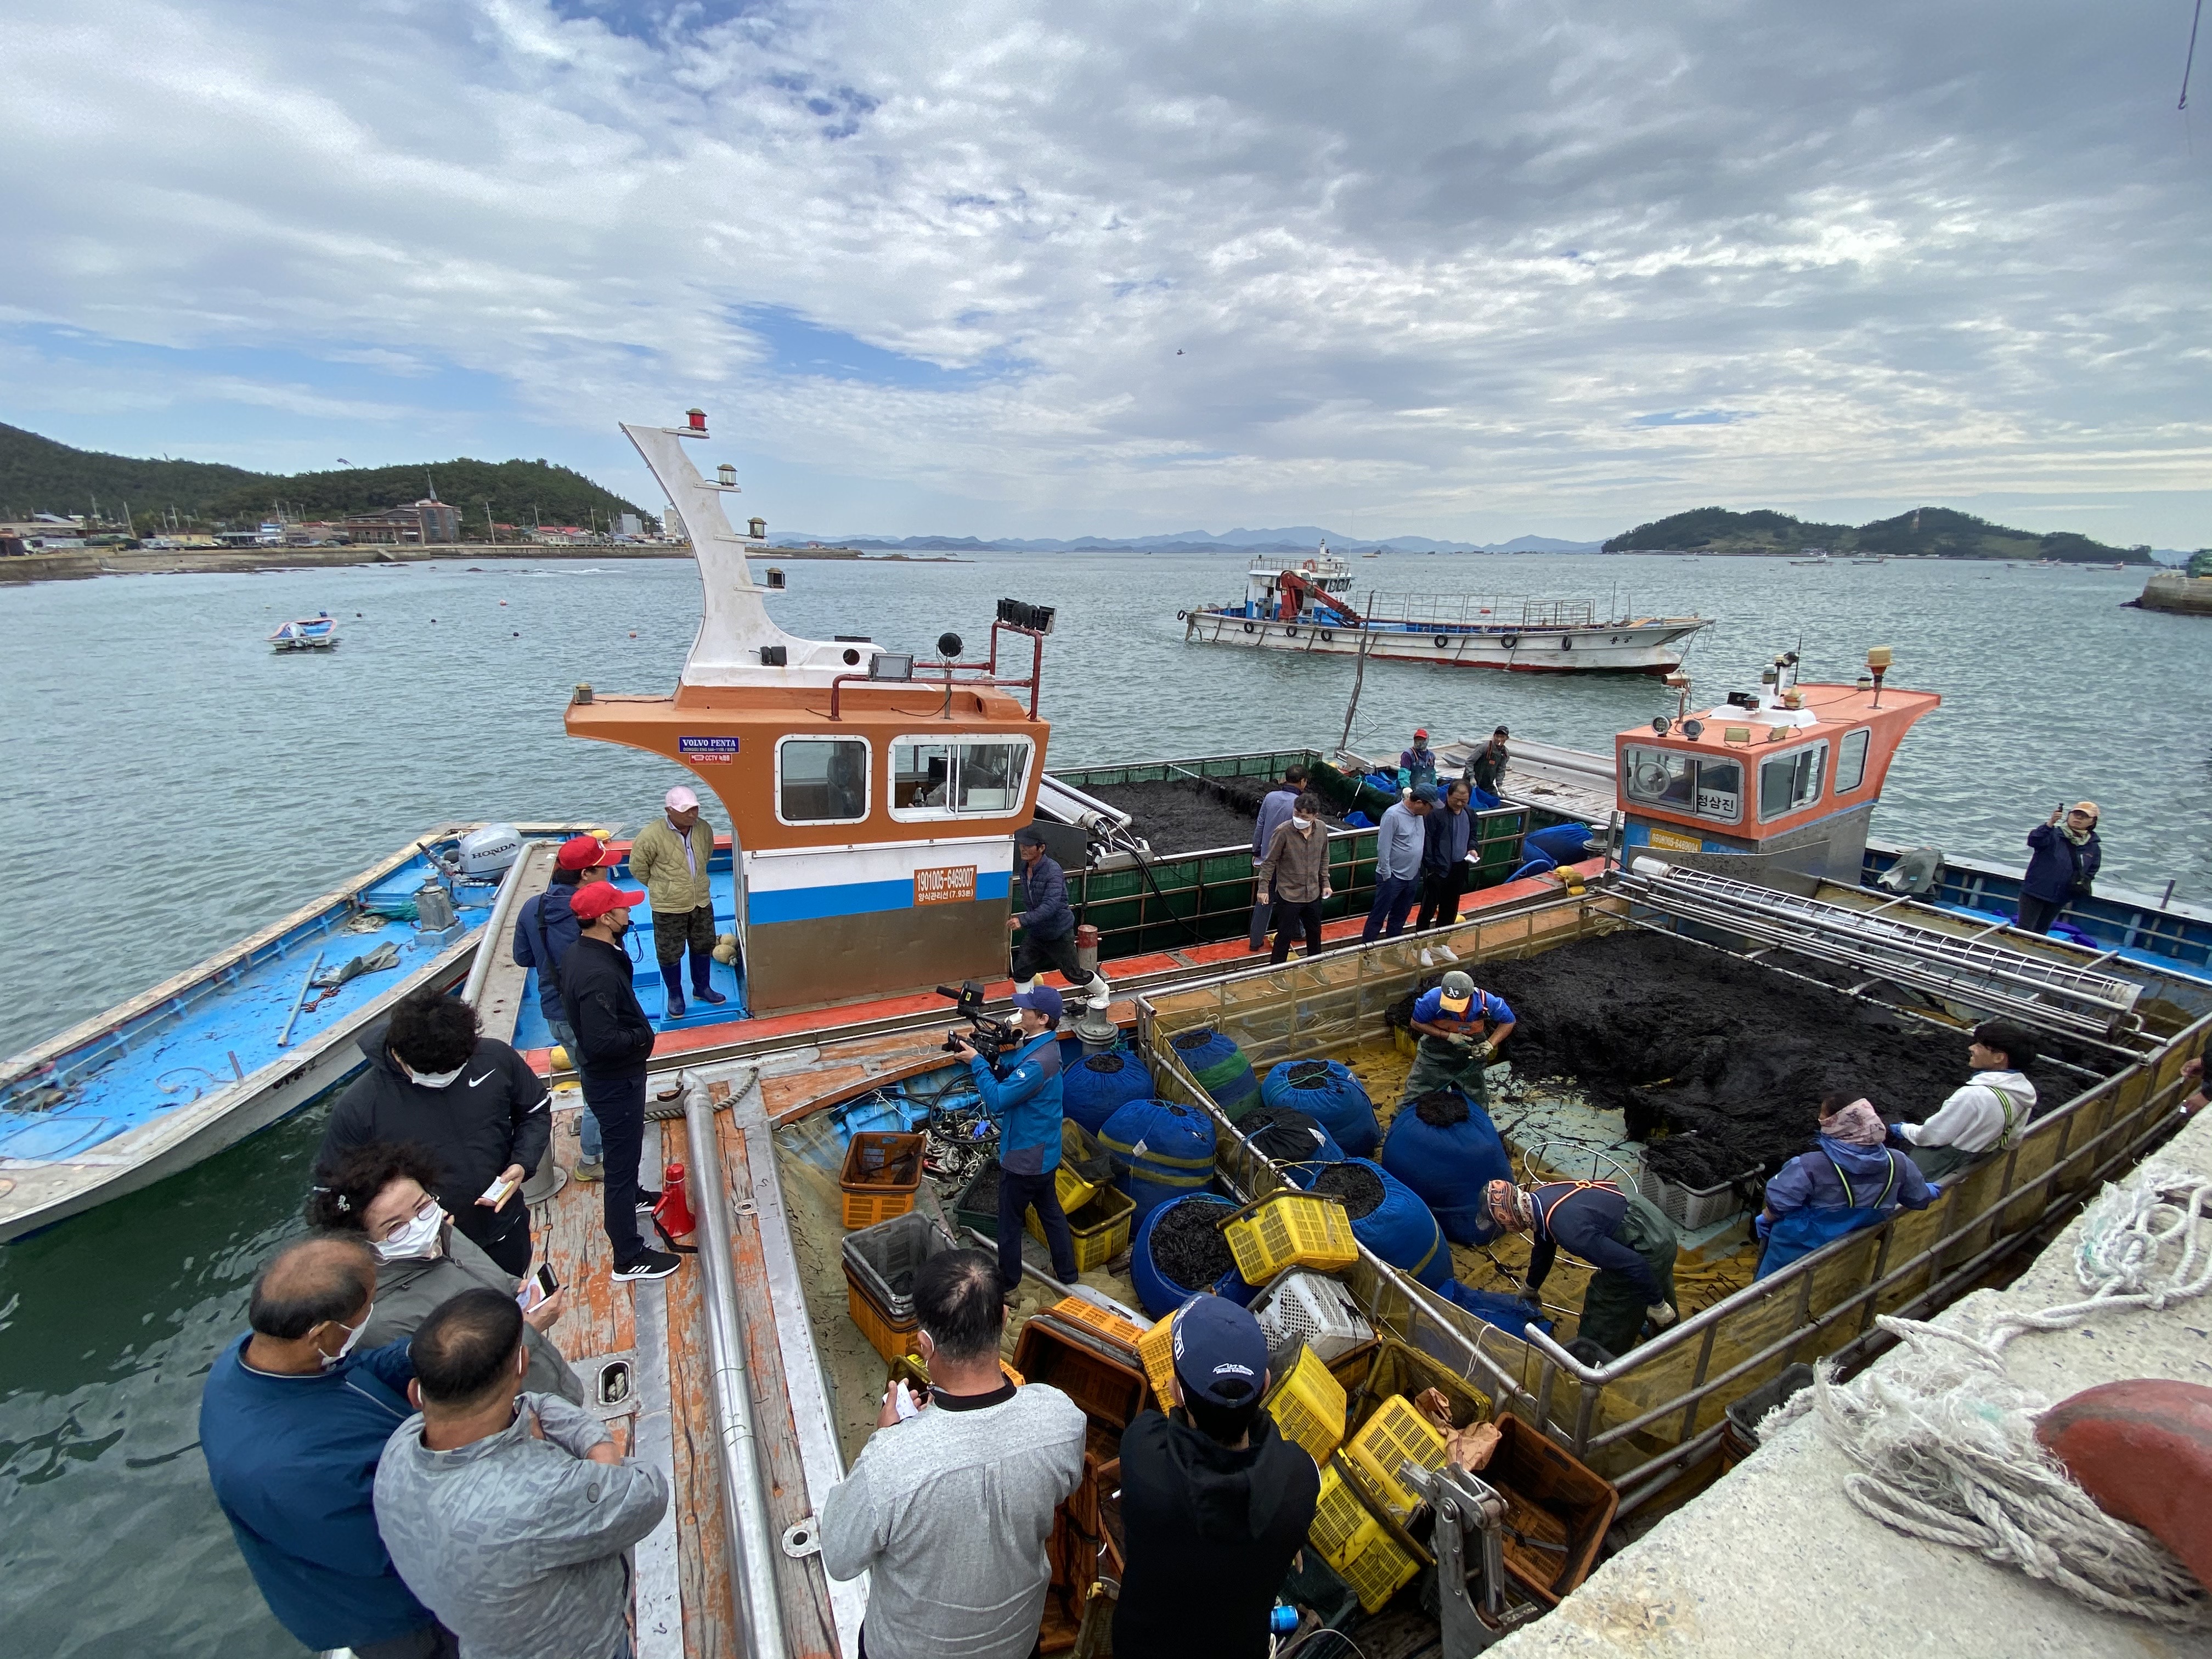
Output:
1603 505 2155 565
766 527 1606 554
0 421 641 530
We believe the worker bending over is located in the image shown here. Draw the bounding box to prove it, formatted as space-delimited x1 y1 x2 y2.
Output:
1402 969 1515 1108
1892 1019 2037 1181
1486 1178 1677 1360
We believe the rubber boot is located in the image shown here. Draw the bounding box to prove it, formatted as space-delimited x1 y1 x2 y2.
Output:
663 973 686 1022
690 950 727 1006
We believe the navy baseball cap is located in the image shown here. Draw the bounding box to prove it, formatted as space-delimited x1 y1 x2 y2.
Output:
1011 984 1064 1020
1171 1294 1269 1407
1410 785 1441 805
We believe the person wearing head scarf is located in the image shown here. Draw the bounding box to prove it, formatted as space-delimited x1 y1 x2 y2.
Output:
1754 1091 1934 1280
1484 1176 1677 1360
2019 800 2102 936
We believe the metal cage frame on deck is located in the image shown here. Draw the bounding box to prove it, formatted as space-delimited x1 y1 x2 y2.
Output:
1130 891 2212 1516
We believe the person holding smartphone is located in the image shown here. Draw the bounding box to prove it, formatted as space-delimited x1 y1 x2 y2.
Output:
316 990 551 1277
309 1141 584 1404
2019 800 2102 936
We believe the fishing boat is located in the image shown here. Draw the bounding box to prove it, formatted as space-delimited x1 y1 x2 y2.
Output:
268 610 339 650
1788 549 1832 566
15 406 2212 1659
1180 547 1711 674
0 827 555 1240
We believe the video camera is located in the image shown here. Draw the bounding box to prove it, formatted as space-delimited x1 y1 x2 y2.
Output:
937 980 1023 1070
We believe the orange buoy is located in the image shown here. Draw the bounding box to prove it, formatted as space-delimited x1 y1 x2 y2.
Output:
653 1160 698 1247
2037 1378 2212 1590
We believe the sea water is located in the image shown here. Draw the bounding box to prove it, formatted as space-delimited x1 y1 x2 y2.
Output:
0 548 2204 1654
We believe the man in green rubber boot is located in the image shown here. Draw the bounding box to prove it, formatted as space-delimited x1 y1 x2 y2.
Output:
1400 969 1515 1110
1486 1178 1679 1361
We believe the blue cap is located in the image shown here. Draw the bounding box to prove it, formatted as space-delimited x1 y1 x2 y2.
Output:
1011 984 1064 1020
1171 1294 1269 1407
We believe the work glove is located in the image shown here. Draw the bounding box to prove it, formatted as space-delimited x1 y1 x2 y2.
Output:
1645 1302 1679 1330
1448 1031 1477 1049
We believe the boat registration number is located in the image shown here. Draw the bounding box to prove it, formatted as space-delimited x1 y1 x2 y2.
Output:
914 865 978 905
1646 827 1703 853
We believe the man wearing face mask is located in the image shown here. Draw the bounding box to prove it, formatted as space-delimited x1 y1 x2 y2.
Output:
375 1289 668 1659
309 1140 584 1403
200 1235 455 1658
318 990 551 1278
558 880 681 1282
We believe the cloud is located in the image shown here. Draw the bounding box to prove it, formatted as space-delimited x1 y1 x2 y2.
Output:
0 0 2206 542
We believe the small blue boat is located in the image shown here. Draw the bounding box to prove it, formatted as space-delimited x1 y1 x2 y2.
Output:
0 827 542 1241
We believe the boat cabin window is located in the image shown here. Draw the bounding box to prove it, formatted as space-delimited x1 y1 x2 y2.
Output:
1758 742 1829 821
1834 727 1872 794
776 736 871 825
1622 745 1742 823
890 737 1035 820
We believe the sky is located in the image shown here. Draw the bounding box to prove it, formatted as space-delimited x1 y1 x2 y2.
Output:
3 0 2208 546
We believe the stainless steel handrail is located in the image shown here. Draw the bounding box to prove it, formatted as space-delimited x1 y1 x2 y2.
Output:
683 1080 787 1659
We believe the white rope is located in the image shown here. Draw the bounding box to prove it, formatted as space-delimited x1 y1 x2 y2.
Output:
1779 1162 2212 1624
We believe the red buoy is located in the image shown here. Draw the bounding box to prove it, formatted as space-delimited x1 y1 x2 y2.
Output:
2037 1378 2212 1590
654 1160 698 1247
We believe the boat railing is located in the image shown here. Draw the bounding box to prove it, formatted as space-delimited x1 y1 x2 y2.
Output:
1362 594 1602 628
1130 892 2212 1518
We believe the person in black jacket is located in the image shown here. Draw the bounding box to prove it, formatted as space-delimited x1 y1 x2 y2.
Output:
317 992 550 1276
1114 1297 1319 1659
557 881 680 1282
1009 827 1107 1013
1416 778 1475 931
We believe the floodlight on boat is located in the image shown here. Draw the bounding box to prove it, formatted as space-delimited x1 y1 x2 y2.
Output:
937 632 964 657
716 464 738 488
871 653 915 681
996 599 1056 635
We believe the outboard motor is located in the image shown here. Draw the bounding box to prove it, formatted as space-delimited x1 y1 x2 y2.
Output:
454 824 523 879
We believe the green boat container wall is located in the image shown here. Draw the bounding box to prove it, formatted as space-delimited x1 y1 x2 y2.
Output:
1045 748 1582 960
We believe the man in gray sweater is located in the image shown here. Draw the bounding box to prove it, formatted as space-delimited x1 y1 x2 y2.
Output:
375 1289 668 1659
822 1249 1087 1659
1362 786 1434 941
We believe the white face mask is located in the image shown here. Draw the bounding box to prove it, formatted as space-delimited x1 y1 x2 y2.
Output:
1291 816 1311 830
400 1060 466 1089
320 1303 374 1370
374 1204 446 1262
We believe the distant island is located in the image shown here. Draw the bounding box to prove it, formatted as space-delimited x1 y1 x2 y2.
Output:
1604 505 2158 565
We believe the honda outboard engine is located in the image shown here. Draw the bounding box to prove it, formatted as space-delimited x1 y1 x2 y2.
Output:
455 824 523 879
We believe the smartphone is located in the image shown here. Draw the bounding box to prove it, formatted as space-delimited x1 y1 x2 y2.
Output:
518 1263 559 1311
534 1263 560 1299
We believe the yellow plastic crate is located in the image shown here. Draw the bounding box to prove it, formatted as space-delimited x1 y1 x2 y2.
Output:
1346 1393 1448 1525
1057 1119 1103 1214
1264 1344 1348 1464
1138 1306 1181 1406
1310 1463 1420 1613
1028 1183 1135 1273
1224 1192 1358 1284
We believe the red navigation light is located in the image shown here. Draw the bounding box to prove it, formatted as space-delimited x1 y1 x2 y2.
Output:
686 408 707 431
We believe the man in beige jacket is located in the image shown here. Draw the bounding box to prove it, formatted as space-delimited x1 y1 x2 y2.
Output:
627 785 727 1019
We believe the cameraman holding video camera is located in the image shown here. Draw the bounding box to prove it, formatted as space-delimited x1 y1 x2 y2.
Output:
950 986 1079 1295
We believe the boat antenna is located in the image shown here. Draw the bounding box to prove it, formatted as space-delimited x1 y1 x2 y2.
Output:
2182 0 2203 108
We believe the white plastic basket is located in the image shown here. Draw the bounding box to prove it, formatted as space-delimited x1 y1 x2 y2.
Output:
1634 1152 1752 1232
1251 1269 1375 1364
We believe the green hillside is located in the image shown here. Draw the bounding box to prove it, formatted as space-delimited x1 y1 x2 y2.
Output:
0 421 642 532
1604 505 2152 564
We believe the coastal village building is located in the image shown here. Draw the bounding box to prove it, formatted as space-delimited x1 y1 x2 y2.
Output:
341 498 459 545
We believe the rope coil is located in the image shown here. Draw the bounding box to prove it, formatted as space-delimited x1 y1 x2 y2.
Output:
1780 1163 2212 1623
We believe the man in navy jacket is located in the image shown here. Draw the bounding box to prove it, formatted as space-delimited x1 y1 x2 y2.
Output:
199 1235 452 1657
1487 1177 1679 1361
1010 828 1107 1012
512 834 617 1176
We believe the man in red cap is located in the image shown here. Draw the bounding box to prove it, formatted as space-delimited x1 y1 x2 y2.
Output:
1398 727 1438 796
512 835 615 1179
557 882 680 1281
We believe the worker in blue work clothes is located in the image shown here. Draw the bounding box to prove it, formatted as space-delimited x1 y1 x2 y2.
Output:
1397 728 1438 795
1755 1092 1933 1280
1486 1177 1678 1361
1010 827 1108 1013
952 985 1080 1295
1401 969 1515 1108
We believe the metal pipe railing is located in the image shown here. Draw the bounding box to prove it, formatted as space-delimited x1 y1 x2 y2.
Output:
682 1080 787 1659
462 840 546 1009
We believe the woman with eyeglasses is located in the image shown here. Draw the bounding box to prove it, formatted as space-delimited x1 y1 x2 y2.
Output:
307 1142 585 1404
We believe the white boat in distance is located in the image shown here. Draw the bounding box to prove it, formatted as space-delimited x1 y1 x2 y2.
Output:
269 611 339 650
1180 546 1711 674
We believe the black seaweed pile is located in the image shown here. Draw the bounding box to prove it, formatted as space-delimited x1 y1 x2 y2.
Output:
1310 1162 1385 1218
1149 1197 1239 1287
1477 932 2075 1186
1089 777 1343 856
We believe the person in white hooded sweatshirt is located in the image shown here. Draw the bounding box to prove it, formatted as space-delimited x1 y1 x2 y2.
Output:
1892 1019 2038 1182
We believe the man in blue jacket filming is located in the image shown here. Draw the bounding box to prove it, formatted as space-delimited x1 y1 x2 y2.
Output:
952 985 1080 1294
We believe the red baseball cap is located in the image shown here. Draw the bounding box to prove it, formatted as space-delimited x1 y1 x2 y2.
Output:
1413 727 1429 739
571 883 646 921
556 834 616 871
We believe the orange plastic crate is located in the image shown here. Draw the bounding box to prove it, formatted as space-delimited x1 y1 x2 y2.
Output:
1013 1316 1148 1431
1138 1307 1179 1406
1045 1296 1147 1358
840 1131 926 1230
847 1279 921 1362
